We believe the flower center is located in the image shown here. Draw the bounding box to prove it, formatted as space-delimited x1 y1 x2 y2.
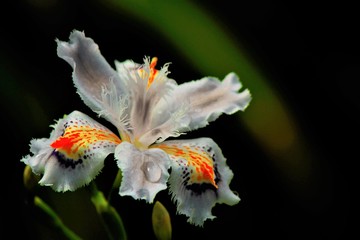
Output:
142 161 162 183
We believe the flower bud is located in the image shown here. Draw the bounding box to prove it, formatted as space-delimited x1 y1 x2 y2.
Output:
152 201 172 240
23 165 40 191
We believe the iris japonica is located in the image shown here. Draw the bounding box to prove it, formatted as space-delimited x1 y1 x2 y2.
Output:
21 30 251 226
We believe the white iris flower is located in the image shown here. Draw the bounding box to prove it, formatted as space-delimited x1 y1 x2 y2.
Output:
21 30 251 226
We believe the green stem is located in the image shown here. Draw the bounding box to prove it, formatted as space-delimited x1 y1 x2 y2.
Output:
34 196 82 240
89 182 127 240
107 169 122 202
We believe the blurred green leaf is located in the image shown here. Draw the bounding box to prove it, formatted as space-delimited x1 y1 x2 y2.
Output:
104 0 314 192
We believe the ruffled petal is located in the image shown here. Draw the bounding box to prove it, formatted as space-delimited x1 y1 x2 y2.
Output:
154 138 240 226
21 111 121 192
115 57 177 147
115 142 171 203
56 30 130 134
153 72 251 132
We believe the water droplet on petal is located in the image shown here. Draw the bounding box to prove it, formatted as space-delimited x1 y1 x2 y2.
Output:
143 161 162 183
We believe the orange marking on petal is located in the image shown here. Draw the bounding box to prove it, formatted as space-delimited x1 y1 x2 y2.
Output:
156 144 218 188
51 133 80 155
51 125 121 160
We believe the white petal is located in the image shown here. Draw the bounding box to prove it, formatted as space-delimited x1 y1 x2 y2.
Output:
154 138 240 226
137 103 190 147
21 111 121 192
114 59 140 83
115 142 171 203
154 72 251 132
56 30 129 132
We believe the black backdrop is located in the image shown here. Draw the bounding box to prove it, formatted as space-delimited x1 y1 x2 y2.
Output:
1 1 358 239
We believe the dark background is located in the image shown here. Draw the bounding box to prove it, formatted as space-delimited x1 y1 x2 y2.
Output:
1 1 358 239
